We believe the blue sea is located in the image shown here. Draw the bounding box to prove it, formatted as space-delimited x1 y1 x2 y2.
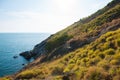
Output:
0 33 50 77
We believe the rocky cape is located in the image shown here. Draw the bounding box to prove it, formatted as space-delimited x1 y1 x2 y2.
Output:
19 35 50 60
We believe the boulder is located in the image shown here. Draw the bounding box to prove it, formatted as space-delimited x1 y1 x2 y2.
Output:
13 55 18 59
22 64 25 66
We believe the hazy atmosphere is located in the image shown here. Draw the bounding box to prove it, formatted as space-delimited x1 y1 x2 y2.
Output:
0 0 112 33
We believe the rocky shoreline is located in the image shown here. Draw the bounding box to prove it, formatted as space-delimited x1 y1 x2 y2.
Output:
19 51 33 60
19 35 51 60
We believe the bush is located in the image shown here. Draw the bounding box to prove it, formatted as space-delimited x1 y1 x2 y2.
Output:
69 59 75 64
87 57 101 66
1 77 12 80
114 53 120 59
103 42 111 50
75 67 87 79
116 39 120 47
46 34 72 52
84 67 110 80
51 66 63 75
88 50 94 57
113 75 120 80
16 70 38 79
53 76 63 80
16 69 48 79
76 60 81 65
63 68 70 73
81 52 87 58
72 65 79 71
109 67 117 76
104 48 115 55
110 59 120 65
97 60 110 70
110 54 120 65
106 36 114 41
63 64 75 73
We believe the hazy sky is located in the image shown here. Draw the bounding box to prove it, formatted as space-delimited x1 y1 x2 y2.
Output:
0 0 112 33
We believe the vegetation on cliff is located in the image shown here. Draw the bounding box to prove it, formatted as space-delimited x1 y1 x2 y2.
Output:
15 24 120 80
41 0 120 61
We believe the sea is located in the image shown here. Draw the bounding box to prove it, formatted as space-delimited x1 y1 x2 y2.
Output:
0 33 50 77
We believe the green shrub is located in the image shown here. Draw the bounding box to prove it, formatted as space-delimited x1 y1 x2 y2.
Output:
80 61 86 67
72 65 79 71
81 53 87 58
88 50 94 56
53 76 63 80
103 42 111 50
113 54 120 60
110 59 120 65
51 66 63 75
110 54 120 65
93 50 100 54
46 34 72 52
63 64 75 73
104 48 115 55
81 58 89 63
109 67 120 78
1 77 12 80
87 57 101 66
75 67 87 79
106 36 114 41
16 70 39 79
109 67 117 76
69 59 75 64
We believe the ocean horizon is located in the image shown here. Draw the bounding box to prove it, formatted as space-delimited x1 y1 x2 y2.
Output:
0 33 50 77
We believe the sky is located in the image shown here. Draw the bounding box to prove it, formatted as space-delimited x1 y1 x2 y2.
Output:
0 0 112 33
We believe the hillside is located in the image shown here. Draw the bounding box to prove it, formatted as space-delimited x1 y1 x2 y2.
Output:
30 0 120 62
15 24 120 80
2 0 120 80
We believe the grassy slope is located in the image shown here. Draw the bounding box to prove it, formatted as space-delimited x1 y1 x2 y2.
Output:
44 1 120 61
80 0 120 23
12 22 120 80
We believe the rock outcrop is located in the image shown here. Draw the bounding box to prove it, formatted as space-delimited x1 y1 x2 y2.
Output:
19 35 52 60
20 51 34 60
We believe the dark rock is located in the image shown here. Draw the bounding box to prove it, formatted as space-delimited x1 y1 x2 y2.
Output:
31 37 49 58
19 51 32 60
22 64 25 66
19 35 52 61
13 56 18 59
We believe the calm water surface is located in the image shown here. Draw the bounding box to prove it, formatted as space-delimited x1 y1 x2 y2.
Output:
0 33 50 77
